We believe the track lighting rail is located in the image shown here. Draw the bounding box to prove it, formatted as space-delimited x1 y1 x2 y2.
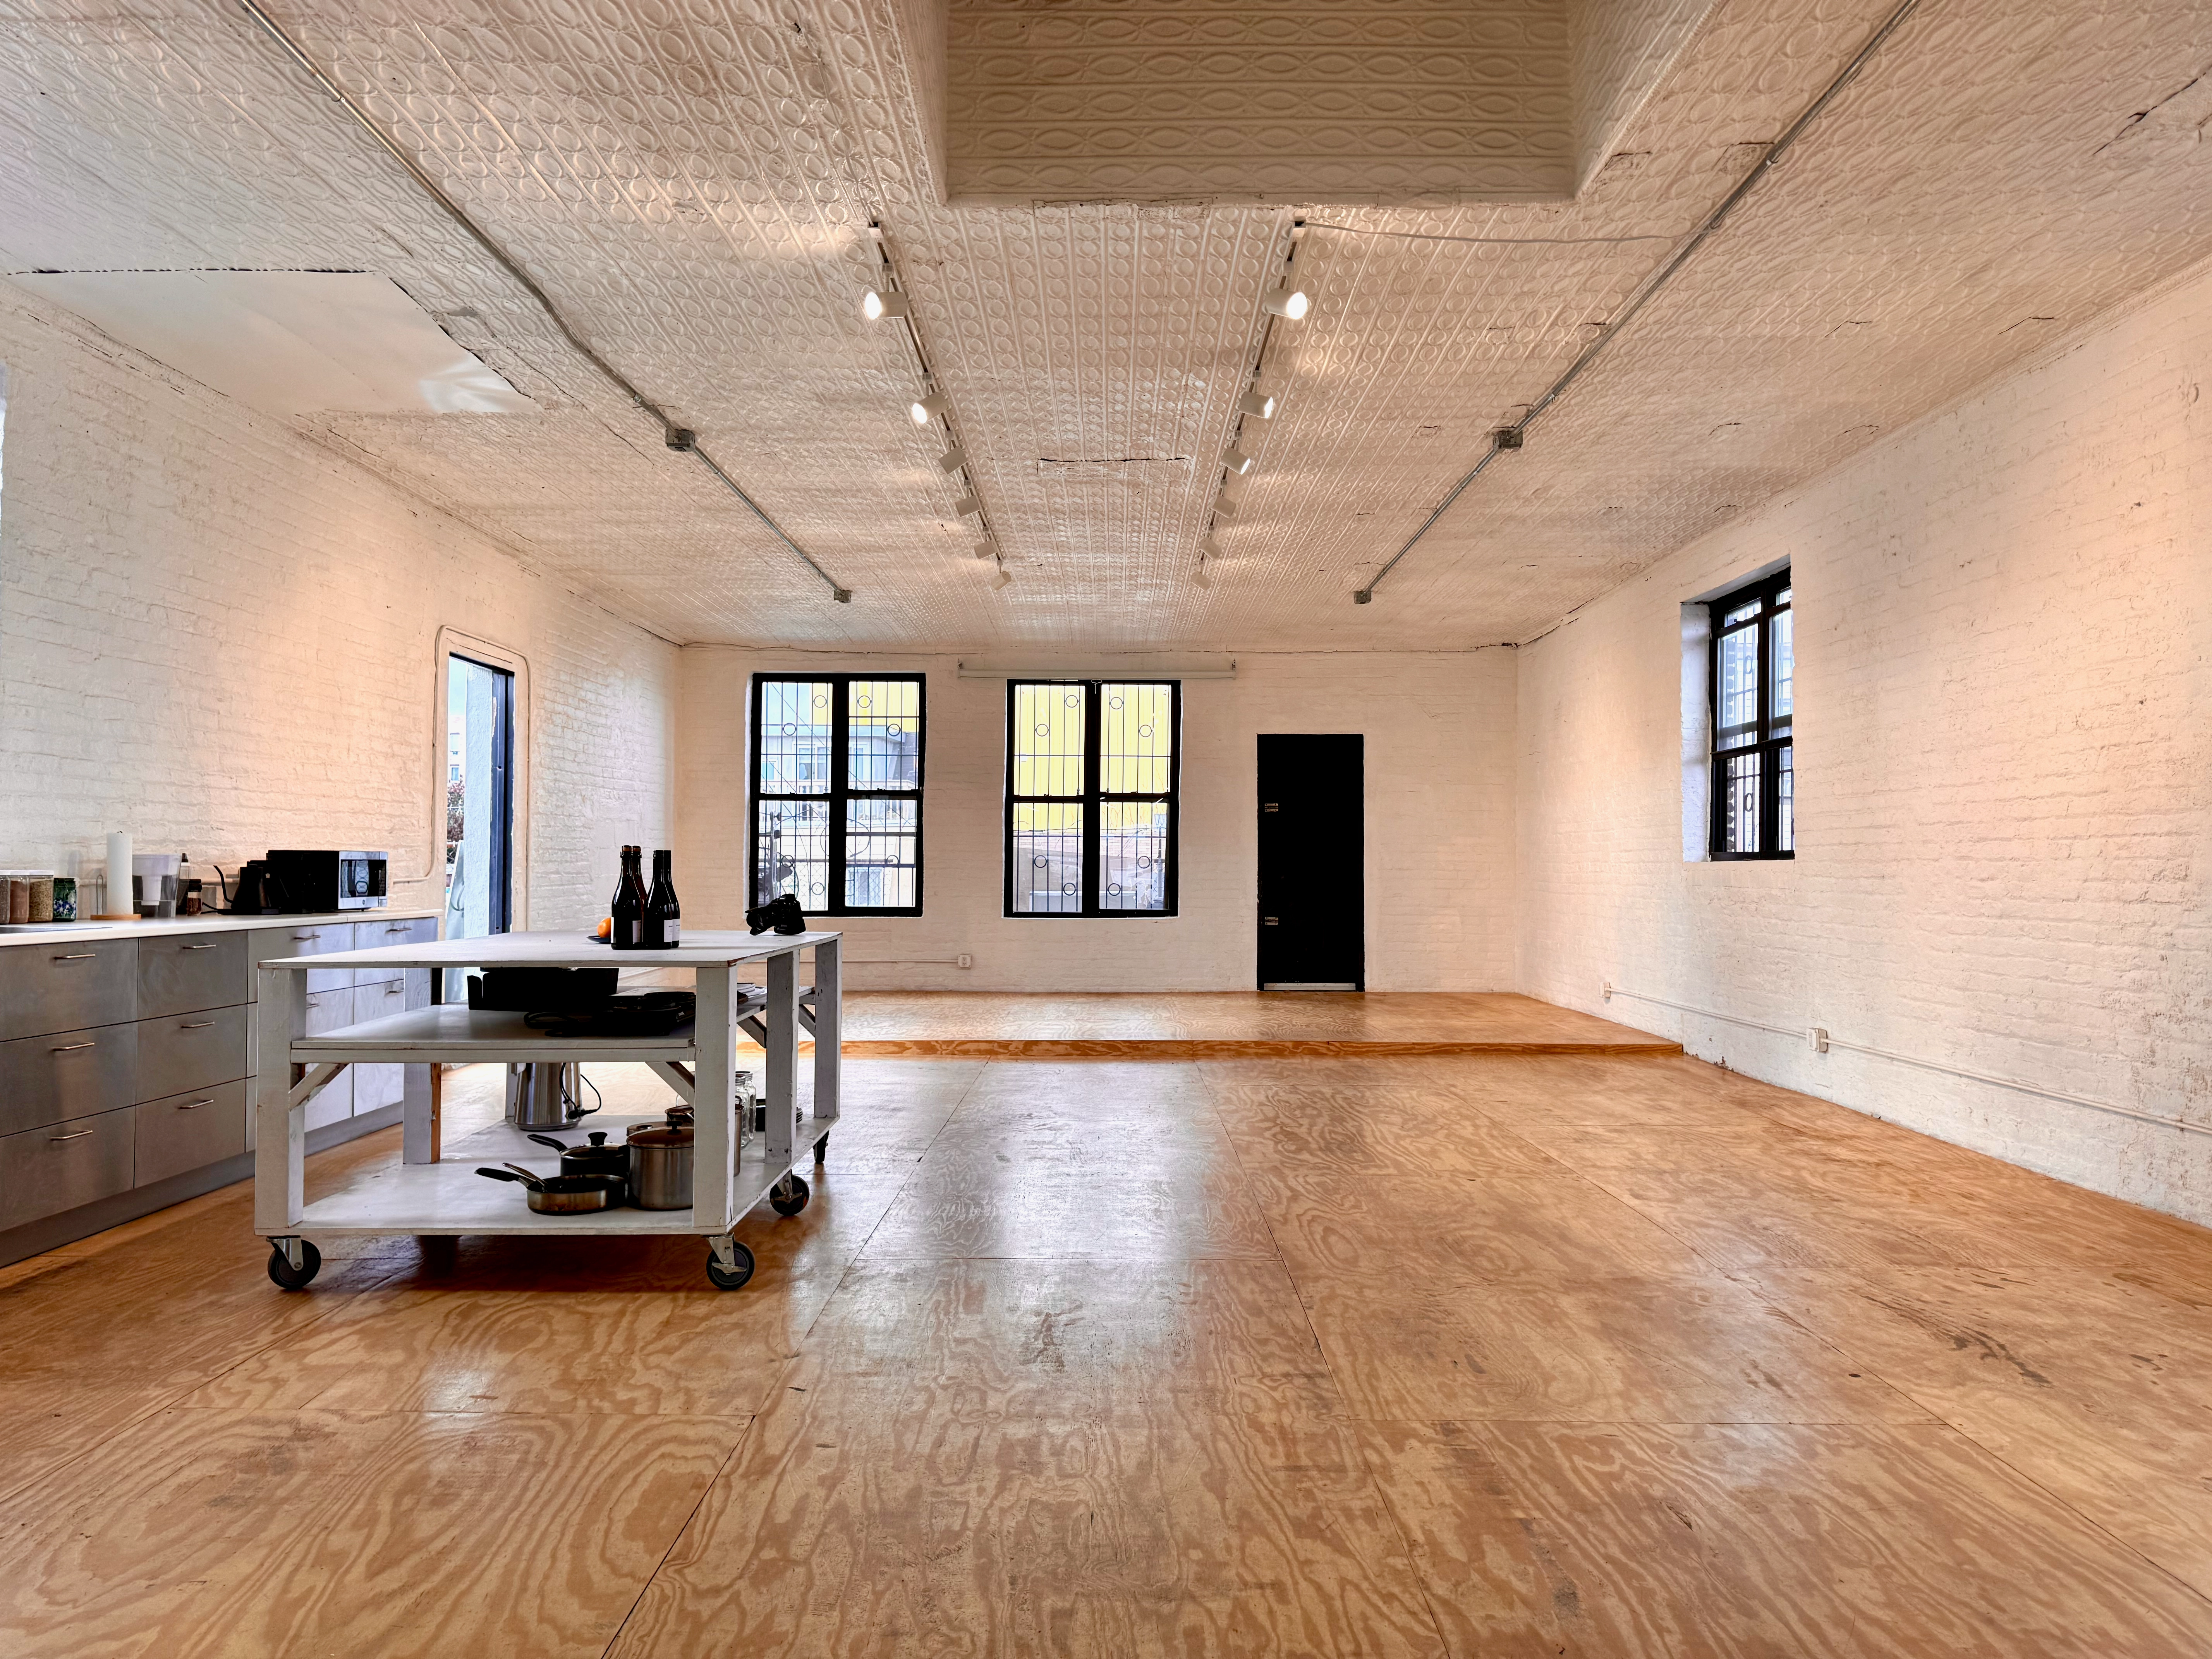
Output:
1352 0 1926 605
234 0 852 603
1201 219 1307 584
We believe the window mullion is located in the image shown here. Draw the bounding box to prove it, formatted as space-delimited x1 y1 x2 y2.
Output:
1081 681 1102 916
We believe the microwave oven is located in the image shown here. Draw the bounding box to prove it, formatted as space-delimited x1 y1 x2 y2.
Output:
265 850 388 912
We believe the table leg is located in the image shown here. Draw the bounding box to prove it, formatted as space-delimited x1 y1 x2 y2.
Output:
766 947 798 1170
811 936 841 1133
254 965 306 1234
694 964 736 1233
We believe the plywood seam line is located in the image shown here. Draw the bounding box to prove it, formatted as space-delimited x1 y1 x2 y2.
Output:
231 0 854 606
1602 984 2212 1139
1350 0 1929 606
866 220 1007 586
1202 218 1305 586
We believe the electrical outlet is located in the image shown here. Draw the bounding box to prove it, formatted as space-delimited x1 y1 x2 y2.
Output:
1808 1027 1829 1054
957 953 972 969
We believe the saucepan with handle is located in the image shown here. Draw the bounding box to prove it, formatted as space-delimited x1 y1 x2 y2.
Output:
474 1164 624 1215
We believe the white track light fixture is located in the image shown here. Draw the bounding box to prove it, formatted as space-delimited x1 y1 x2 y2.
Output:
1221 445 1255 475
1261 282 1310 320
938 445 967 473
990 564 1014 591
972 538 996 560
1193 562 1212 589
1197 220 1307 572
1214 493 1240 519
1239 388 1278 419
862 287 910 321
954 494 984 518
910 391 947 425
1200 534 1224 560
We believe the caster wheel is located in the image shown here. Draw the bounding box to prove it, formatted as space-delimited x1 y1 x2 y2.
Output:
706 1240 756 1291
814 1132 828 1165
770 1173 811 1217
266 1239 322 1290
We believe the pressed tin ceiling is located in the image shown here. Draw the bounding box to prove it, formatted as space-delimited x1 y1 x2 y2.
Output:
1 0 2210 653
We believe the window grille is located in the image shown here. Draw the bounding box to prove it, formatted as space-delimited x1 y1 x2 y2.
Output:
1005 680 1179 917
750 675 924 915
1710 570 1794 859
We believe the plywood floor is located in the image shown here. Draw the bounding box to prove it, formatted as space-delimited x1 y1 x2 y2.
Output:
5 1045 2212 1655
767 989 1681 1057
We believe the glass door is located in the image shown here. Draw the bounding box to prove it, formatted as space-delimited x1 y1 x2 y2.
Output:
444 654 514 998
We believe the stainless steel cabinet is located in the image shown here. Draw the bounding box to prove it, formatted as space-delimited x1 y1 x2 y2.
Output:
137 931 247 1020
249 924 356 994
302 988 354 1128
134 1080 247 1187
0 938 136 1042
137 1003 249 1097
0 1021 139 1139
0 1105 135 1231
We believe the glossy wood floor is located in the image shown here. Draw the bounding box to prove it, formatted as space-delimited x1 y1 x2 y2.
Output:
756 989 1681 1058
6 1041 2212 1655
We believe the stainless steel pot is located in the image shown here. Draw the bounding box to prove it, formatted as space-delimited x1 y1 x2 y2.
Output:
626 1112 694 1210
527 1130 629 1204
474 1164 622 1214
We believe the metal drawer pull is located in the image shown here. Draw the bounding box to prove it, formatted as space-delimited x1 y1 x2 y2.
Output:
179 1099 213 1111
182 943 218 951
385 924 411 933
292 932 319 941
180 1020 216 1030
386 982 404 993
52 953 98 962
50 1041 97 1053
49 1130 94 1143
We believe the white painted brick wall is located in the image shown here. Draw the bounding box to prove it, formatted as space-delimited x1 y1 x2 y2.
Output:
1516 261 2212 1226
677 648 1518 992
0 288 677 925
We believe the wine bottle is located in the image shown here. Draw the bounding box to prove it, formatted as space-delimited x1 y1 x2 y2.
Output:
646 849 681 948
611 845 648 950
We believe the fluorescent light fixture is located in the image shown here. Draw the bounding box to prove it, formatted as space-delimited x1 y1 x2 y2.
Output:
1238 388 1278 419
862 288 910 321
1262 283 1309 320
954 494 984 517
938 445 967 474
910 392 946 424
990 565 1014 590
1221 445 1254 475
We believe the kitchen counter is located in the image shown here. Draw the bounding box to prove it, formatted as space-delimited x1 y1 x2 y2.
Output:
0 908 439 946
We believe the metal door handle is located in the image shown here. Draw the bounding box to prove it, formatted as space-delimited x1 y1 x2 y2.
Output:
50 1041 96 1052
1262 917 1279 926
49 1130 94 1142
182 943 218 951
52 953 98 962
178 1099 213 1111
180 1021 216 1030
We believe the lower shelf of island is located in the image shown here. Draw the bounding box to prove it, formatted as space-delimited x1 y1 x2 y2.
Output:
293 1107 831 1237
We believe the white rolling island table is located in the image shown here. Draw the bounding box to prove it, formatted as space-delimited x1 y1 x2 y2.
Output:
254 929 840 1291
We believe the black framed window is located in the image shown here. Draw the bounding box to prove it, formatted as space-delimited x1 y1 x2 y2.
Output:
1005 680 1179 917
1709 569 1794 859
750 675 924 915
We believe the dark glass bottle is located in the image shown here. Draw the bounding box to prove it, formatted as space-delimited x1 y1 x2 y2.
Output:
611 845 648 949
645 849 680 949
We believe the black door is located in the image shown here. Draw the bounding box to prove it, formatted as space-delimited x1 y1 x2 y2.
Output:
1256 734 1363 990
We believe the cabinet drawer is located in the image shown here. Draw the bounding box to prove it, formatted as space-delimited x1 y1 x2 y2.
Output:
138 931 248 1020
135 1079 247 1187
353 973 412 1024
0 1022 139 1138
351 916 435 983
0 938 137 1042
249 925 354 994
0 1104 135 1231
137 1003 249 1099
301 990 353 1128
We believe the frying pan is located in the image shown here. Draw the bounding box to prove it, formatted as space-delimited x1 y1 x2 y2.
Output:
474 1165 623 1214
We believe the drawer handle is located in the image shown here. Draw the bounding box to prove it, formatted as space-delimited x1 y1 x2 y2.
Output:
49 1130 94 1143
50 1041 97 1053
178 1099 214 1111
52 953 99 962
385 924 411 933
180 1020 216 1030
385 982 404 994
181 943 218 951
292 932 319 941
